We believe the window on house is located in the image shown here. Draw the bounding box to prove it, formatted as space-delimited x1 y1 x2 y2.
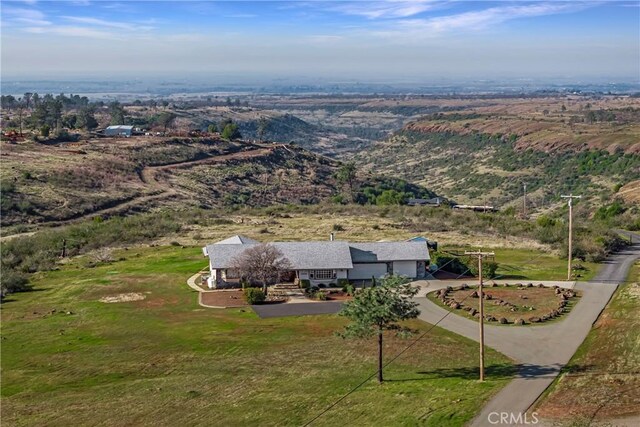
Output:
313 270 335 280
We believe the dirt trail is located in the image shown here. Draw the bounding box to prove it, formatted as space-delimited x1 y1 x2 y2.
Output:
0 147 275 241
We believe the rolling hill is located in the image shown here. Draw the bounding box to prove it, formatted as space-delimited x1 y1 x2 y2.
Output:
0 136 435 231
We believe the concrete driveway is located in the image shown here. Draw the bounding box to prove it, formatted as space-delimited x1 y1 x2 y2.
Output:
415 234 640 427
252 301 344 318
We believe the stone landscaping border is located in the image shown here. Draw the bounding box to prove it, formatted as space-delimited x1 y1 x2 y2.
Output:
431 282 579 325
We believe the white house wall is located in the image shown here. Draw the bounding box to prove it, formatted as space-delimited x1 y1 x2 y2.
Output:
348 263 388 280
298 269 347 285
393 261 417 278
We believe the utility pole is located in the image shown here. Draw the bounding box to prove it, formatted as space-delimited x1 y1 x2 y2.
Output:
465 250 495 382
561 194 582 281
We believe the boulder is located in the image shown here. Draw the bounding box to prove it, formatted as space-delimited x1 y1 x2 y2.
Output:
526 283 533 288
484 294 493 300
491 283 498 287
470 291 479 298
537 283 545 288
555 288 562 295
528 317 541 323
469 308 477 316
541 315 549 321
485 315 497 322
520 295 528 300
460 284 469 290
451 302 461 309
499 317 508 324
514 318 525 325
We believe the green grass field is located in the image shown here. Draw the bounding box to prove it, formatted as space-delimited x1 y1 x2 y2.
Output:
1 245 514 426
534 261 640 422
484 248 598 281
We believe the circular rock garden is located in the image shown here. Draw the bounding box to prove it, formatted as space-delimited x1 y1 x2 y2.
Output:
428 283 580 325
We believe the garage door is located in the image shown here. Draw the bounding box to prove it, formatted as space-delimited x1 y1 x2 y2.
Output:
349 263 388 280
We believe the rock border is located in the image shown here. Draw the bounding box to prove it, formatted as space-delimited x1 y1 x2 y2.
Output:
433 283 579 326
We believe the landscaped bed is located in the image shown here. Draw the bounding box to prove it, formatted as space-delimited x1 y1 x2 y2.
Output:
200 290 248 307
427 283 580 325
306 288 354 302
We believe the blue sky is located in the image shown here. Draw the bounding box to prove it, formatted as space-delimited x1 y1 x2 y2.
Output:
1 1 639 81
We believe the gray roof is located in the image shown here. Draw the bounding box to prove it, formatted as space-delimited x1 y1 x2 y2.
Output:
205 241 354 270
349 242 430 263
106 125 134 130
215 235 259 245
205 236 430 270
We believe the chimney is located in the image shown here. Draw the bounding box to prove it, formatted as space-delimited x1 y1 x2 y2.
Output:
330 232 335 241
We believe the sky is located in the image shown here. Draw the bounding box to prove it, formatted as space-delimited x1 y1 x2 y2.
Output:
1 0 639 83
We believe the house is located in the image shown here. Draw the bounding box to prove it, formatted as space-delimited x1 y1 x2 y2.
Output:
104 125 134 137
202 235 431 289
452 204 497 212
407 197 441 207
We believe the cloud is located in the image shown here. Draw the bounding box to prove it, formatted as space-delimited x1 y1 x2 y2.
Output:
428 2 592 32
329 0 442 19
307 35 344 43
367 1 596 39
23 25 118 40
224 14 257 19
2 6 51 26
61 16 154 31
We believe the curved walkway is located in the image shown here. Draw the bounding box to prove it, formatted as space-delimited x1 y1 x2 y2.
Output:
415 235 640 426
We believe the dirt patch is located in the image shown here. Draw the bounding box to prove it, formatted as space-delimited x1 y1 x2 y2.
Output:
99 293 146 303
201 290 248 308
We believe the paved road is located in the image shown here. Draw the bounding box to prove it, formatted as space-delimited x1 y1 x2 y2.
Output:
415 233 640 427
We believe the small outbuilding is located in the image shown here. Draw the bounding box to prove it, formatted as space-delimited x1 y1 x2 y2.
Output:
104 125 134 137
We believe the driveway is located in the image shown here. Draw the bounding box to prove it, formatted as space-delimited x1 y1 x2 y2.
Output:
252 301 344 318
415 234 640 426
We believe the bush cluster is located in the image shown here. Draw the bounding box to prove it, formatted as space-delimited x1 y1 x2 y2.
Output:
243 288 265 304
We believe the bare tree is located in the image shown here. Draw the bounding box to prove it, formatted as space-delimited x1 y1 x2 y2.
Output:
230 244 292 294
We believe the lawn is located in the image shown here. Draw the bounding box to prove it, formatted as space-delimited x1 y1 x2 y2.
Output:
1 245 514 426
427 285 580 325
534 261 640 422
482 248 598 281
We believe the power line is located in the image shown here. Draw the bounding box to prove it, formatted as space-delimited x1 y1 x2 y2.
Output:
561 194 582 280
303 248 585 426
464 251 495 382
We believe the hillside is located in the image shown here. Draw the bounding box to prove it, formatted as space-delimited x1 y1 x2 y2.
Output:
0 136 435 230
353 96 640 209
